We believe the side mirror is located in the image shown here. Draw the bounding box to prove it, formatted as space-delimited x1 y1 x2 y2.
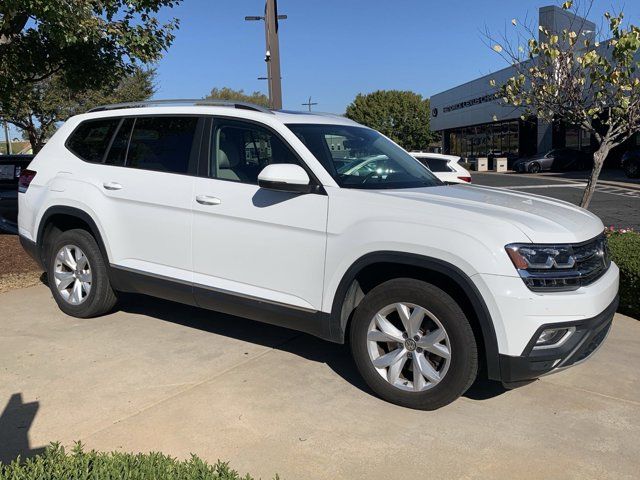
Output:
258 164 312 193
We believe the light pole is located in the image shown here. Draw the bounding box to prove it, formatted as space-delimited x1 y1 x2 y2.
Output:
245 0 286 109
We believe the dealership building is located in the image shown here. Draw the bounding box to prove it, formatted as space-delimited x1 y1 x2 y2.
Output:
430 5 638 160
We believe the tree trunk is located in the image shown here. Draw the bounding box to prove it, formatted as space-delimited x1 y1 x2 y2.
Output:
580 142 610 209
26 129 42 154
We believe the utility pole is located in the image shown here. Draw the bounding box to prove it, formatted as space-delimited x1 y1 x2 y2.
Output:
245 0 286 110
302 96 318 112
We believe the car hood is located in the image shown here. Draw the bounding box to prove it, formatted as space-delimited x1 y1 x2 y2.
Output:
375 184 604 243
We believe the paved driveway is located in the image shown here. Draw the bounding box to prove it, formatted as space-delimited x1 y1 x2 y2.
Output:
1 284 639 479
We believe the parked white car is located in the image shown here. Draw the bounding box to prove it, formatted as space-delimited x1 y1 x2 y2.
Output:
410 152 471 184
18 100 618 410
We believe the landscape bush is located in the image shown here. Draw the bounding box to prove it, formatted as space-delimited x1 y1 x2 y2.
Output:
0 443 275 480
606 228 640 319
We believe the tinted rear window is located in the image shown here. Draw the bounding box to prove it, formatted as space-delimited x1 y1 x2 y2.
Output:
126 117 199 174
66 119 120 163
420 158 451 172
105 118 134 166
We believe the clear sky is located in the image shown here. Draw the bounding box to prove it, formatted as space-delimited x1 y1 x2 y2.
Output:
153 0 640 114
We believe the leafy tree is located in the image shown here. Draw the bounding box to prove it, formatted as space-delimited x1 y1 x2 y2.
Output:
0 0 180 94
3 68 156 152
205 87 270 107
487 0 640 208
345 90 433 151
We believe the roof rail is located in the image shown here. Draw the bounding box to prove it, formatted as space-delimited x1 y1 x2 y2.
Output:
87 99 273 114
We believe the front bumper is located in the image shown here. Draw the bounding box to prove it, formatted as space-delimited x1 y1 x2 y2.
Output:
499 297 618 386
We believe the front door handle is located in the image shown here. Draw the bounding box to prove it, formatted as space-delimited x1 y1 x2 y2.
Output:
196 195 221 206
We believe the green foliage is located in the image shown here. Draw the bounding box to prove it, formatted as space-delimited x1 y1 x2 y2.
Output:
206 87 270 108
499 8 640 128
0 443 273 480
1 68 156 152
345 90 433 151
0 0 180 94
489 1 640 208
606 230 640 319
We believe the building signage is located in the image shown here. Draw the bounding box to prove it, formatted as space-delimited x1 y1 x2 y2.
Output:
442 92 501 113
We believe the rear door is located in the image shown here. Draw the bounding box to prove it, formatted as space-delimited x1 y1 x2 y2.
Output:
86 115 202 282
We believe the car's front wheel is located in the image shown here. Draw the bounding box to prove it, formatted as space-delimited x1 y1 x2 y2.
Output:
528 162 541 174
350 278 478 410
47 229 117 318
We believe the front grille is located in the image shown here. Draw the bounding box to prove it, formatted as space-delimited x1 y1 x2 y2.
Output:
522 234 610 291
571 234 610 287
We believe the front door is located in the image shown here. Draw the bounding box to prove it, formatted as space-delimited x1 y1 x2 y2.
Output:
192 118 328 311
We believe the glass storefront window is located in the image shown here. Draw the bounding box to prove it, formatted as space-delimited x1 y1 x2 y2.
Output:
445 120 521 158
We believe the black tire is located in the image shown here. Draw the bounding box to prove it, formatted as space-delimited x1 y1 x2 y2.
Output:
528 162 541 174
47 229 117 318
350 278 478 410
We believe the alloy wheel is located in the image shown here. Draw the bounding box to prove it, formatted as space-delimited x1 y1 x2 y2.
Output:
366 302 451 392
53 244 92 305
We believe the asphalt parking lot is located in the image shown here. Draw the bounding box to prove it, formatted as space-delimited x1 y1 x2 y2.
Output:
1 284 639 479
471 171 640 230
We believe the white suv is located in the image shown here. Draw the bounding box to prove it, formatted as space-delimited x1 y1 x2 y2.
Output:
18 101 619 410
410 152 472 184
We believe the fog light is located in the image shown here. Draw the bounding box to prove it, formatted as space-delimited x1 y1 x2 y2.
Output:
535 327 575 348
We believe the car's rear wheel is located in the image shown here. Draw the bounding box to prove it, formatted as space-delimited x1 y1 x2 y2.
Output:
47 229 117 318
528 162 541 174
350 278 478 410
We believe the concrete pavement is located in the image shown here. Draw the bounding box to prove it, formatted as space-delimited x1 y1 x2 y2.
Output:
1 284 639 479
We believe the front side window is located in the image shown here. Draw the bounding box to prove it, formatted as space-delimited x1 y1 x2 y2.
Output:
66 118 120 163
126 116 199 174
211 120 300 184
287 124 441 189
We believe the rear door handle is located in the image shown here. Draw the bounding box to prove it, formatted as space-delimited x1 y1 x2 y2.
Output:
196 195 221 206
103 181 123 191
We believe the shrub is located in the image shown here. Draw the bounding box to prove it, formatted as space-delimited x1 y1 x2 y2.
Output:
606 229 640 319
0 443 274 480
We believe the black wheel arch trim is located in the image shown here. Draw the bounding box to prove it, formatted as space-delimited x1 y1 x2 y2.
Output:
329 251 501 380
36 205 111 270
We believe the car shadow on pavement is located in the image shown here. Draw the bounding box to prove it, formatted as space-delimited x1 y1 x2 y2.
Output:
116 294 508 403
0 393 46 464
116 293 371 393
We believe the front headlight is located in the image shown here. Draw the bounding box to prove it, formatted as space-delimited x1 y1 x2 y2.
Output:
505 244 576 270
505 236 610 291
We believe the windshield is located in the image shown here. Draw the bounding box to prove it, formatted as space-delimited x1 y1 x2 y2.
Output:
286 124 442 189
